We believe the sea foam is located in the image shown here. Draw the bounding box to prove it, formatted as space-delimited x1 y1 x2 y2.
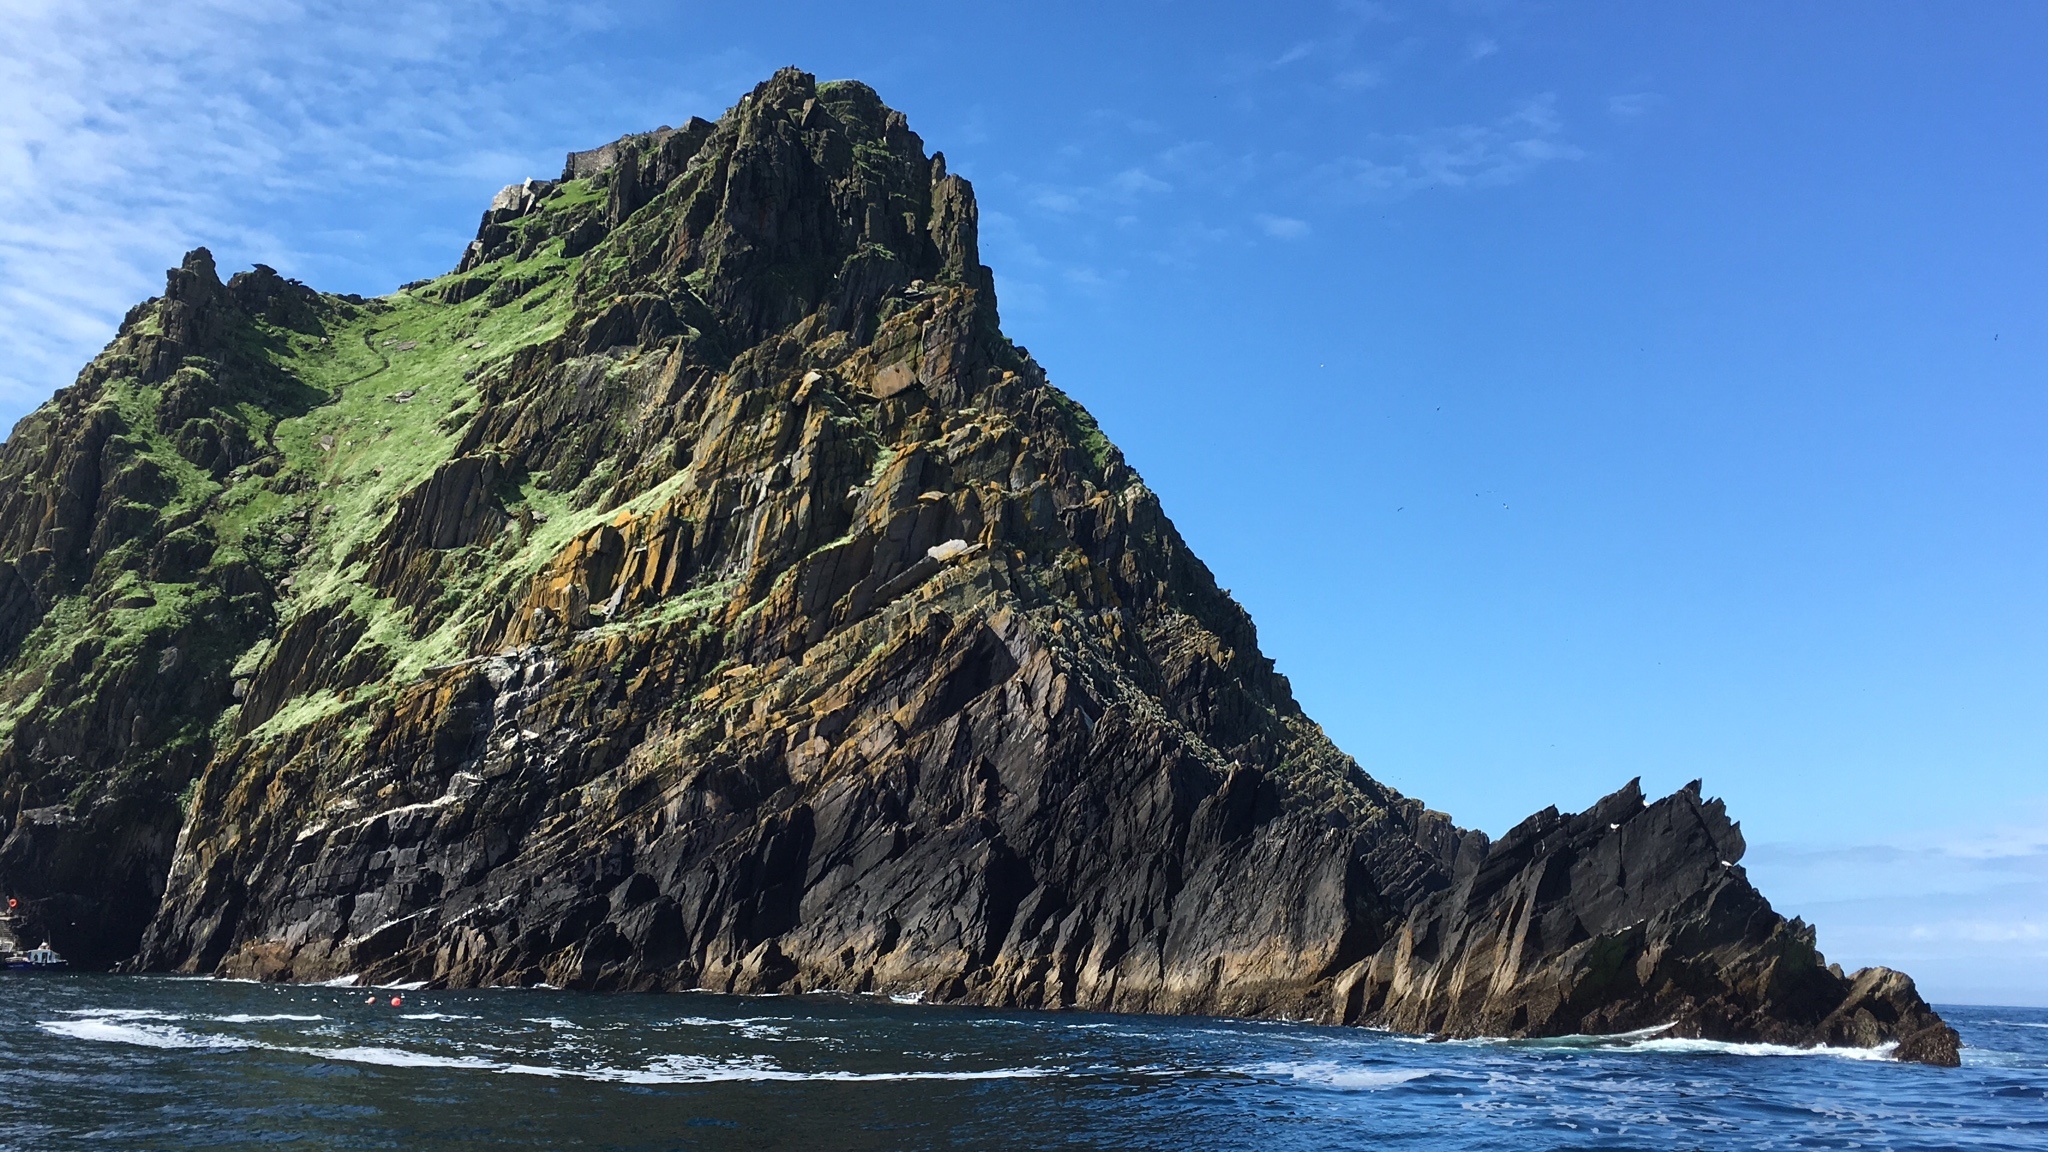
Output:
1241 1060 1433 1090
1617 1036 1901 1061
42 1015 1057 1083
39 1018 252 1051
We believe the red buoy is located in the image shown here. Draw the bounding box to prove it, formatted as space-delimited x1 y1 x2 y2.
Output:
391 996 404 1007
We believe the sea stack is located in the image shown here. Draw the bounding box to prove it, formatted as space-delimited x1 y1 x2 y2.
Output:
0 69 1957 1065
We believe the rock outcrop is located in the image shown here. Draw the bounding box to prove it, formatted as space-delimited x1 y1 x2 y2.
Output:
0 249 332 965
1344 780 1959 1064
0 69 1957 1064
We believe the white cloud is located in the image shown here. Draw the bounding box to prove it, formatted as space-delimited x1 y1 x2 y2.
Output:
1467 37 1500 61
1608 92 1664 119
1320 93 1583 198
981 81 1583 310
1272 42 1316 67
1909 921 2045 943
1031 190 1082 213
1507 95 1566 136
1256 214 1311 239
1109 168 1172 198
1746 814 2048 1003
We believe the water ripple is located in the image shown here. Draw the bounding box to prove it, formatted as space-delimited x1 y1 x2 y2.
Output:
3 976 2040 1151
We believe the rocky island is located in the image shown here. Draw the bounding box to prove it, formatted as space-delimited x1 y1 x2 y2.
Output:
0 69 1958 1065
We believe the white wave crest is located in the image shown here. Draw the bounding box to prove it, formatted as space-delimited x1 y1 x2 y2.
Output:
398 1013 480 1021
45 1015 491 1070
1242 1061 1433 1090
39 1018 252 1050
287 1045 498 1070
1599 1023 1679 1040
523 1017 581 1029
211 1013 326 1023
596 1053 1053 1084
1618 1037 1901 1061
493 1062 574 1078
667 1016 789 1039
1395 1023 1901 1062
163 975 261 984
42 1011 1058 1083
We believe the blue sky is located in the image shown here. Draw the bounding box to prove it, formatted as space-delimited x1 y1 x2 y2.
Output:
2 1 2042 1004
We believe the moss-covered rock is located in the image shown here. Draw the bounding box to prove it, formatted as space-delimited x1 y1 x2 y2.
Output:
0 69 1955 1065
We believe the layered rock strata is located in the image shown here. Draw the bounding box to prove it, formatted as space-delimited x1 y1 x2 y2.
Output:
1345 780 1959 1065
0 69 1957 1064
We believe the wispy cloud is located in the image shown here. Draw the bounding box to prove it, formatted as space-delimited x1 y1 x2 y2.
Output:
1272 41 1316 67
1909 921 2045 943
1031 190 1083 214
1747 811 2048 1004
1608 92 1664 119
0 0 732 426
1109 168 1172 198
980 74 1583 312
1319 94 1583 198
1256 214 1311 240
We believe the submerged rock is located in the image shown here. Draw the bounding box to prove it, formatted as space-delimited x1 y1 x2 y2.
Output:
0 69 1955 1065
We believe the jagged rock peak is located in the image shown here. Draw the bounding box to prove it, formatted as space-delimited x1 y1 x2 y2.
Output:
0 69 1960 1067
1345 779 1959 1065
457 67 995 346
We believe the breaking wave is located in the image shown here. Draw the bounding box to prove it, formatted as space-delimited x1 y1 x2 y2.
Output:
39 1018 253 1051
1616 1036 1902 1060
14 983 2039 1151
289 1044 499 1070
40 1011 1056 1082
1241 1061 1434 1090
1395 1022 1903 1061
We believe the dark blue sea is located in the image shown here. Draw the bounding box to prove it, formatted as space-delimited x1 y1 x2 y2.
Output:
1 975 2042 1150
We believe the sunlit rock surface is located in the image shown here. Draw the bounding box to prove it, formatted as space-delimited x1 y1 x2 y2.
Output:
0 69 1955 1065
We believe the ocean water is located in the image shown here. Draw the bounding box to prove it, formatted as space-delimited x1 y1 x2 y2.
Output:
1 976 2042 1150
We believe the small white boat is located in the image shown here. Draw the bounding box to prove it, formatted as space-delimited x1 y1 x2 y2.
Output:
2 914 67 967
5 942 68 970
0 907 67 969
6 938 67 963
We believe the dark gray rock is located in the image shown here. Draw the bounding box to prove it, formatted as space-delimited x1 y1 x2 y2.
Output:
1341 780 1959 1065
0 68 1957 1066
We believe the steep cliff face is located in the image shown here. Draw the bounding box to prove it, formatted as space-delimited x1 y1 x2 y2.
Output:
0 250 334 965
0 69 1956 1064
